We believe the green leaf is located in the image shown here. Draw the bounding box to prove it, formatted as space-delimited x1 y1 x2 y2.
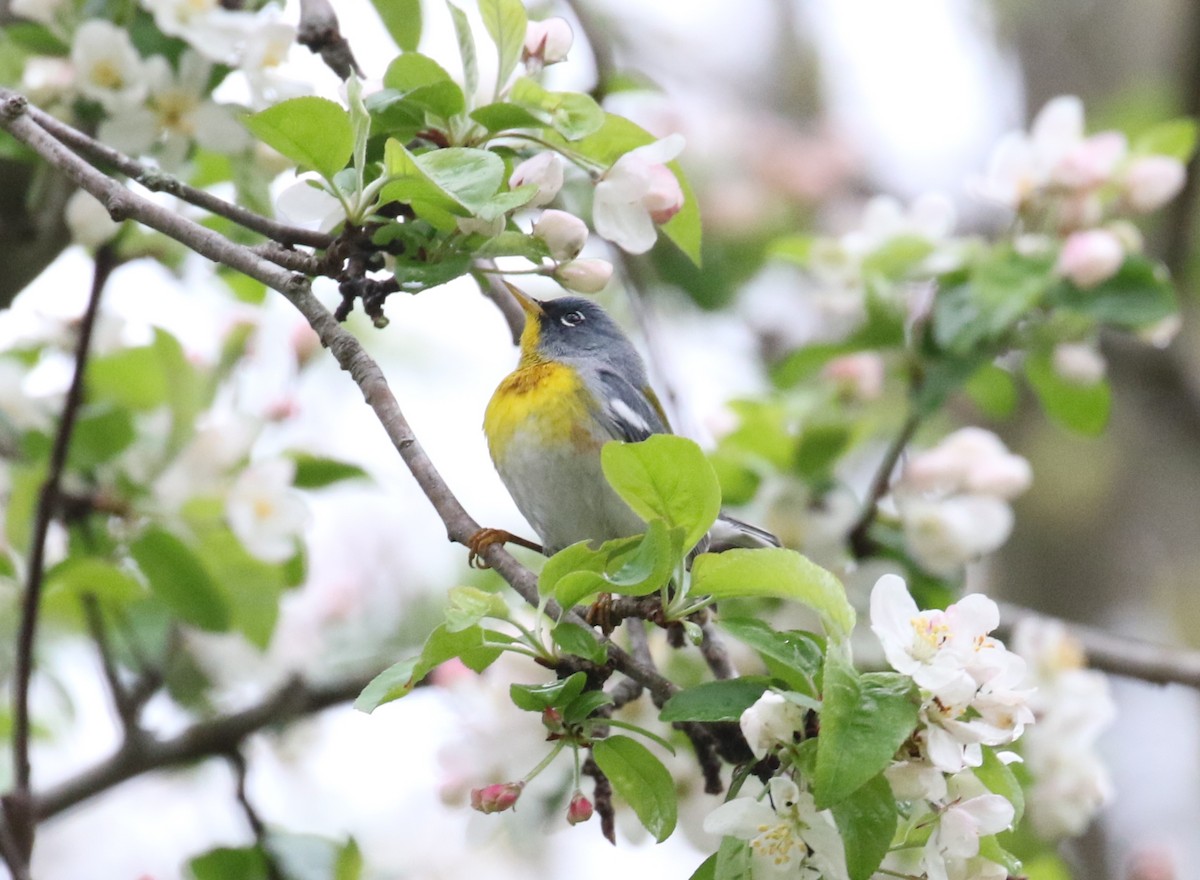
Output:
287 453 369 488
813 654 918 808
592 735 677 843
658 677 772 722
562 689 612 724
130 527 231 632
601 518 679 596
445 585 508 631
551 621 607 664
1048 255 1176 329
446 2 478 102
538 539 608 596
372 0 422 51
1133 117 1198 161
713 835 752 880
692 549 855 642
469 102 545 132
510 671 587 711
381 140 505 227
188 846 269 880
243 97 354 181
601 435 721 552
334 838 364 880
688 853 718 880
831 773 898 880
479 0 527 89
719 617 824 696
1024 350 1111 436
381 53 465 118
795 421 851 482
933 252 1052 354
976 747 1025 825
978 836 1022 878
267 832 358 880
88 345 170 410
354 623 501 711
70 406 136 470
44 558 144 607
511 77 605 141
964 363 1019 420
660 159 702 267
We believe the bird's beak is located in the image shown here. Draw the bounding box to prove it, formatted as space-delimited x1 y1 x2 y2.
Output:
503 281 544 317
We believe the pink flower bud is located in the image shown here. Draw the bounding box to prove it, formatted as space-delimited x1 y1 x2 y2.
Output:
1052 131 1126 190
523 17 573 67
1052 342 1106 386
821 352 885 401
555 258 613 293
1056 229 1124 288
509 152 565 208
566 791 593 825
1122 156 1186 214
470 781 525 814
542 707 563 731
533 209 589 261
642 164 685 224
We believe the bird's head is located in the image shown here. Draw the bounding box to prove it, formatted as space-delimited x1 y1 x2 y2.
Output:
506 283 638 369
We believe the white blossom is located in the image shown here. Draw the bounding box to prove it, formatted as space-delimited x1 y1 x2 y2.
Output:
900 427 1032 501
739 691 806 760
64 190 121 249
523 18 573 68
593 134 685 254
1056 228 1124 288
899 494 1014 576
226 458 309 563
1122 156 1187 214
533 209 588 261
703 778 848 880
510 152 565 207
11 0 68 27
276 177 347 234
71 20 149 112
923 791 1014 880
1052 342 1106 386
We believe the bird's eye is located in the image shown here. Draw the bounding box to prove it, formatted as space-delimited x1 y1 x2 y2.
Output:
560 311 585 327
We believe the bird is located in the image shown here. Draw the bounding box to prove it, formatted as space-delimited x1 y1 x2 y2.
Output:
469 283 779 567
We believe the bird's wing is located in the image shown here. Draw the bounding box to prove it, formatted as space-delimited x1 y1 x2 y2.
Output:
592 368 671 443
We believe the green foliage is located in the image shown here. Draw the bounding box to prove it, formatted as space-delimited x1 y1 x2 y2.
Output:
1024 350 1111 435
242 97 355 181
692 549 856 641
813 653 918 809
719 617 824 696
479 0 528 91
658 677 772 722
130 527 231 632
1133 117 1198 160
510 670 586 711
354 623 504 711
381 53 466 119
830 773 899 880
551 621 607 664
371 0 423 51
592 735 678 843
601 435 721 552
287 453 369 488
444 585 509 632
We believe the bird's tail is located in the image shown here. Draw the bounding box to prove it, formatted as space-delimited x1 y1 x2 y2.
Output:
703 513 782 554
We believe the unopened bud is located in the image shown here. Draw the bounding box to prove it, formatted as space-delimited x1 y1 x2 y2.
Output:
523 17 573 68
821 352 884 401
1122 156 1186 214
555 258 613 293
470 781 525 814
566 790 593 825
641 164 685 224
1056 228 1124 288
510 152 565 208
1052 342 1106 386
534 209 589 261
457 214 505 238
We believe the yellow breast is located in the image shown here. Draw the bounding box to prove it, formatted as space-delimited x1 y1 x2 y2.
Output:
484 361 599 462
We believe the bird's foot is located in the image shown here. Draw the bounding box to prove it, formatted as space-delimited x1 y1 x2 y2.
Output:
467 528 543 569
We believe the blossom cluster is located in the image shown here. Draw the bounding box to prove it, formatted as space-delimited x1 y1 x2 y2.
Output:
703 576 1032 880
894 427 1032 575
1012 618 1115 840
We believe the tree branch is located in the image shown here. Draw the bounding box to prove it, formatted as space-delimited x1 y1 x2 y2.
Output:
35 673 376 820
297 0 363 81
998 603 1200 691
23 101 334 250
3 244 115 875
847 409 921 557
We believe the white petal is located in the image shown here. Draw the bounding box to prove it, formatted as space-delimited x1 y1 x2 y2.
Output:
593 186 658 253
703 797 777 838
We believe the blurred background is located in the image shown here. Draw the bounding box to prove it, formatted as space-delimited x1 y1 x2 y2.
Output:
3 0 1200 877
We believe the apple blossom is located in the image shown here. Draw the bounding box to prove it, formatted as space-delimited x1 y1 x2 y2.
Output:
226 458 309 563
20 58 75 107
523 18 573 68
900 427 1032 501
900 494 1014 575
533 209 589 261
1056 227 1124 288
509 152 565 208
71 20 149 112
923 792 1014 880
64 190 121 250
470 780 524 814
554 259 613 293
1052 341 1106 385
593 134 685 254
703 778 849 880
276 178 347 234
1122 155 1187 213
821 352 884 400
1052 131 1126 190
739 691 806 759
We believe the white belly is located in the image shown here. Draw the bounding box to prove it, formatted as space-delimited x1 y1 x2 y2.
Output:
495 426 646 553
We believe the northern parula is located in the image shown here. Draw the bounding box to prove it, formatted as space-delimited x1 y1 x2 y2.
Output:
470 284 778 564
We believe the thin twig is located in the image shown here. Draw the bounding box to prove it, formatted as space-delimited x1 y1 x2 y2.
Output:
23 100 334 250
847 409 921 557
3 245 114 874
227 751 285 880
297 0 363 80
